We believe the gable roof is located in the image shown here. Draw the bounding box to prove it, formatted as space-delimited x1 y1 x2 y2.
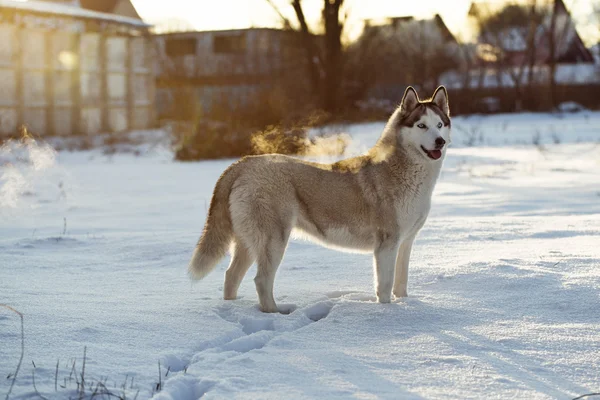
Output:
469 0 593 64
0 0 148 27
432 14 457 43
79 0 142 19
363 14 457 44
79 0 120 13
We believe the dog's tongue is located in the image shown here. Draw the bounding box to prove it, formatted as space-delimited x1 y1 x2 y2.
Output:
429 150 442 160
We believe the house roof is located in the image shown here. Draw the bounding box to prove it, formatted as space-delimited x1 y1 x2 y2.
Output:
79 0 120 13
469 0 567 19
363 14 457 44
154 27 292 38
0 0 149 27
79 0 142 20
470 0 593 63
432 14 457 43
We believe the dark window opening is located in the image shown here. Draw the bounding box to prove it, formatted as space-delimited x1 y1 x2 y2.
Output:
165 37 197 57
213 34 246 54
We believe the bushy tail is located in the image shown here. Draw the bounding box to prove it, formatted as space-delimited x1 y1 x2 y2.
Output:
188 171 235 280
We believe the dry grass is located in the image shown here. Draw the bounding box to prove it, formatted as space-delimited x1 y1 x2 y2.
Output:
0 305 175 400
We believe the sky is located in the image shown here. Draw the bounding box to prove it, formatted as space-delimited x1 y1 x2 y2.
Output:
131 0 598 44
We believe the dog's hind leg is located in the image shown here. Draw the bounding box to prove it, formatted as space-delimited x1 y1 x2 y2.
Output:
254 230 290 313
224 242 255 300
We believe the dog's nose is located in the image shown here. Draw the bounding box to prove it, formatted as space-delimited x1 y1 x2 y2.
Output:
435 137 446 148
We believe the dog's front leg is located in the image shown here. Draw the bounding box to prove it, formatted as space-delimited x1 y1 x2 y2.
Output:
374 236 400 303
393 235 416 298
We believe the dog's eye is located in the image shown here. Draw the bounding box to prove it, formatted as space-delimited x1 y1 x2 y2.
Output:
417 123 426 129
437 122 443 129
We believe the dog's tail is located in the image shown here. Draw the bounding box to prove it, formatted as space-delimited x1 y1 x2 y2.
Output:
188 166 237 280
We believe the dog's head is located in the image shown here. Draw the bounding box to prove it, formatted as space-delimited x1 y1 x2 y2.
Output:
388 86 451 162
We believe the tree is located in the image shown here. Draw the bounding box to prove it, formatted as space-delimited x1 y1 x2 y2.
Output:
474 1 542 110
266 0 346 113
346 17 460 99
474 0 585 110
545 0 577 109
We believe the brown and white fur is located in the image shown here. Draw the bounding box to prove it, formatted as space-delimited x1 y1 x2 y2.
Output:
188 86 451 312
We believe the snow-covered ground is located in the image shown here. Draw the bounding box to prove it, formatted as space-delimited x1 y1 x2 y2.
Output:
1 111 600 399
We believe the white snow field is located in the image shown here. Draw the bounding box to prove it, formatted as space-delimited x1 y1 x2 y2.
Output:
1 112 600 400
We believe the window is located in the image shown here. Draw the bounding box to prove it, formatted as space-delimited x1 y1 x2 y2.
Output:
165 37 196 57
213 34 246 54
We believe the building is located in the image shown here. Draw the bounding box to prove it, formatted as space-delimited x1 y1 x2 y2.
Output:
468 0 593 66
154 28 307 119
78 0 142 20
0 0 155 137
36 0 142 19
363 14 457 44
435 1 598 113
352 14 459 101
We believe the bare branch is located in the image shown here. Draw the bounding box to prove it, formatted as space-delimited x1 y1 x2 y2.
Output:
291 0 323 95
264 0 292 30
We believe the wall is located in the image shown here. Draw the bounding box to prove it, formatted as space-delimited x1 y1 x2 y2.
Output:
154 29 310 120
0 9 155 137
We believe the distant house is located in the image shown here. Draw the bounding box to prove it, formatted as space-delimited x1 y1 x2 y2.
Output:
0 0 155 137
363 14 457 44
154 28 307 119
437 0 598 113
468 0 593 66
352 14 459 102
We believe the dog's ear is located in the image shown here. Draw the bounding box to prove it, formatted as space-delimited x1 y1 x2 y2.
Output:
432 86 449 116
401 86 419 113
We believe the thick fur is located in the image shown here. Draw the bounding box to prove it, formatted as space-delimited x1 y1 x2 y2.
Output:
189 86 452 312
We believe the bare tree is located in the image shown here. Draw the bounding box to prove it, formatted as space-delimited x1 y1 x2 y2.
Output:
322 0 345 112
346 17 459 102
452 32 475 92
475 1 543 110
266 0 346 113
527 0 540 89
545 0 577 109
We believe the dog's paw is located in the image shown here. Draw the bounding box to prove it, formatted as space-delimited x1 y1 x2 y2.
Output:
377 294 392 303
393 284 408 298
259 304 280 313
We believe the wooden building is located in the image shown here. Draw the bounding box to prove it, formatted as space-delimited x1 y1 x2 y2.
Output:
468 0 594 67
78 0 143 20
0 0 155 137
154 28 307 119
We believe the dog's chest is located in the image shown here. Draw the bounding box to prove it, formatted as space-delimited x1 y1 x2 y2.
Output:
395 195 429 233
394 174 436 235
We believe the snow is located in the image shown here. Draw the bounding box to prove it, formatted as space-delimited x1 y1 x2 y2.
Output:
0 0 149 27
440 63 600 89
2 111 600 399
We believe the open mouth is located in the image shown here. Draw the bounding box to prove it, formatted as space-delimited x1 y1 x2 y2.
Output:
421 146 442 160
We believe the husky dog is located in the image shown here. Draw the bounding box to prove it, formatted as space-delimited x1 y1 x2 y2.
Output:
188 86 451 312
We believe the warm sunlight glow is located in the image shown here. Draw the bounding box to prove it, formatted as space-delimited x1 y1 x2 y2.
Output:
132 0 597 43
58 51 78 70
133 0 472 38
